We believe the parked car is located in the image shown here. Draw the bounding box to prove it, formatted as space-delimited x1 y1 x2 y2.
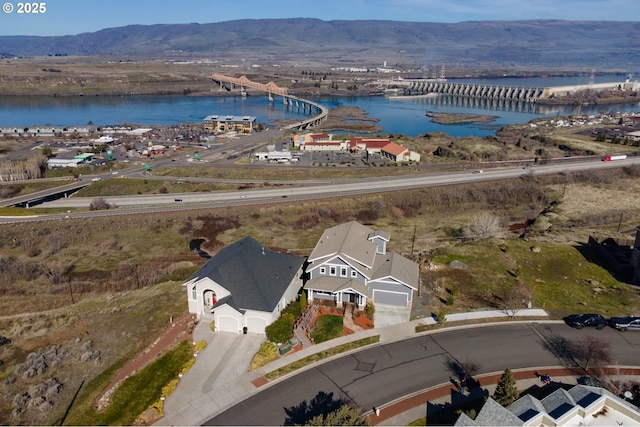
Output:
608 316 640 332
563 314 607 329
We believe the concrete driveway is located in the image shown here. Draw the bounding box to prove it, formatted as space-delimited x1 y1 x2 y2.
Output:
374 304 411 328
161 322 264 426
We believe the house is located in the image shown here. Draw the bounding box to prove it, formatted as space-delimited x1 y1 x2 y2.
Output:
455 385 640 426
303 221 418 309
184 236 305 334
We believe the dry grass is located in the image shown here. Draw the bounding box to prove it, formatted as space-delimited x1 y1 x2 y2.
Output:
1 166 640 424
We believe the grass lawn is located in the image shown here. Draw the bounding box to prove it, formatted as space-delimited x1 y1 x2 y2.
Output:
310 314 345 344
427 238 640 317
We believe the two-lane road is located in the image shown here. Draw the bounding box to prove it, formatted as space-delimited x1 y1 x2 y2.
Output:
206 322 640 425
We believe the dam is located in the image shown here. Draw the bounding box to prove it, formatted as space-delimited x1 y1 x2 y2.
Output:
377 78 639 103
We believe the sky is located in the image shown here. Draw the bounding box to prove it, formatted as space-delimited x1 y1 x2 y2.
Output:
1 0 638 36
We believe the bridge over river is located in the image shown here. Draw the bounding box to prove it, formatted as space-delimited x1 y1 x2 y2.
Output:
210 73 328 130
209 73 636 129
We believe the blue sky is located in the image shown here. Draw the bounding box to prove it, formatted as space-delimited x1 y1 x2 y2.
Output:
1 0 638 36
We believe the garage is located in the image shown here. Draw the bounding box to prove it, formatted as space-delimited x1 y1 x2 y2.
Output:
217 315 241 333
373 289 408 307
245 317 268 334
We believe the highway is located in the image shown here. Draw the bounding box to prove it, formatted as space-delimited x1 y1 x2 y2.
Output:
206 322 640 425
22 156 640 209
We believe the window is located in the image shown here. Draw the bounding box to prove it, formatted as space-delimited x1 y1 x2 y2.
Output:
340 267 347 277
330 266 336 276
320 267 326 275
191 287 197 300
351 270 357 278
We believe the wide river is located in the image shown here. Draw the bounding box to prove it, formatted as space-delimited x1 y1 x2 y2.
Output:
1 75 638 137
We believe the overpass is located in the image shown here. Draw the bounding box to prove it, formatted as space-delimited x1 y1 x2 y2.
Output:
378 78 635 103
210 73 328 130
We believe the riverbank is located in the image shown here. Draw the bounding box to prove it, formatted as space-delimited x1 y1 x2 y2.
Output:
426 112 498 124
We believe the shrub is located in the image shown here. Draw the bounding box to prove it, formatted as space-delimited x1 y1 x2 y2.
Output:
194 340 207 353
266 313 295 343
365 303 375 317
299 291 307 311
437 311 447 324
250 341 277 370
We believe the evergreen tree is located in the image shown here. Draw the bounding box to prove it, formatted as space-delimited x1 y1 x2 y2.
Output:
303 404 369 426
300 290 307 311
492 368 519 407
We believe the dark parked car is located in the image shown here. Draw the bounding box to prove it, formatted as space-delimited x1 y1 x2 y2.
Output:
609 316 640 332
563 314 607 329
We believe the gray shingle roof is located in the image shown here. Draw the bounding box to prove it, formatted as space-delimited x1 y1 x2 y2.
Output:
371 251 419 289
474 397 523 426
187 236 305 312
507 393 546 422
541 388 576 419
461 384 640 426
308 221 378 269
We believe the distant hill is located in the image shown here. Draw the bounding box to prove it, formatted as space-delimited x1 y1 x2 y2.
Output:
1 19 639 69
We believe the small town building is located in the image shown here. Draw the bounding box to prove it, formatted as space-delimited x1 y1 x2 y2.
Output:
203 115 256 134
184 236 305 334
47 158 84 169
293 132 332 148
380 141 421 162
300 140 347 151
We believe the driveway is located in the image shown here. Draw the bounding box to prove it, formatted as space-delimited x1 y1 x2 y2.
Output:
374 304 411 328
162 322 264 426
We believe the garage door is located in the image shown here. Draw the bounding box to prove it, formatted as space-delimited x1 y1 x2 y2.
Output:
246 317 267 334
373 290 407 307
217 315 240 333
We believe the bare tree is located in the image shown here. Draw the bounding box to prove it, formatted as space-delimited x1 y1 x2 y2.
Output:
43 232 69 256
462 212 504 241
569 335 612 372
446 356 481 392
501 281 534 318
90 197 112 211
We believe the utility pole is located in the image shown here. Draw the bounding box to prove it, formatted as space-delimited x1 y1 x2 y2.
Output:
617 212 623 233
411 225 417 256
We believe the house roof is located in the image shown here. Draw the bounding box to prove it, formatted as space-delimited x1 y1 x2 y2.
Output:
473 397 523 426
310 133 329 139
371 251 419 289
349 138 390 149
381 142 409 156
457 385 640 426
308 221 379 270
186 236 305 313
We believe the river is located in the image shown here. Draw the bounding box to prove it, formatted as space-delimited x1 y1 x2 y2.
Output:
1 75 638 137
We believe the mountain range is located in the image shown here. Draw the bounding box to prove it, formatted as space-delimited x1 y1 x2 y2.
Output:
1 19 639 69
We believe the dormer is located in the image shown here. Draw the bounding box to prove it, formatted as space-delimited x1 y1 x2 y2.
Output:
368 230 390 255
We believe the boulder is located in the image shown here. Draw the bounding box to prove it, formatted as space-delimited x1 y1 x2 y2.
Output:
447 260 468 270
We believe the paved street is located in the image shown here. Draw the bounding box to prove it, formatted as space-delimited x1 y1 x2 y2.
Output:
158 312 640 426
